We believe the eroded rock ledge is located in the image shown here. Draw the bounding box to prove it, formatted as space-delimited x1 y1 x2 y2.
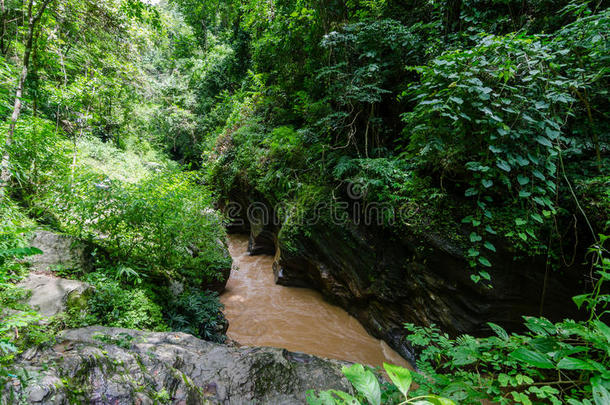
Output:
5 326 351 404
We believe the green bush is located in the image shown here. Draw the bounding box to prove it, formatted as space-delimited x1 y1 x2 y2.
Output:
48 170 230 286
83 273 167 331
166 288 226 343
3 116 71 199
403 236 610 405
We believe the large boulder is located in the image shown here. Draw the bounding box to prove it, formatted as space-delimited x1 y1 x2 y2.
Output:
17 274 92 317
3 326 352 404
27 230 92 273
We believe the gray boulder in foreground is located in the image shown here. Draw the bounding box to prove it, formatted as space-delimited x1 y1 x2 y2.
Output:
4 326 352 404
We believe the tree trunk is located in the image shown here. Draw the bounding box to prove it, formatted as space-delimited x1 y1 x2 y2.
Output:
0 0 53 197
0 0 6 55
444 0 463 35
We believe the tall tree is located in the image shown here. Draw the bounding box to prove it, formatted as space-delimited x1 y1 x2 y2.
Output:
0 0 54 197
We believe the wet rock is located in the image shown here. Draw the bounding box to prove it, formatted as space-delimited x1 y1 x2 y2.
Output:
18 274 92 317
4 326 352 404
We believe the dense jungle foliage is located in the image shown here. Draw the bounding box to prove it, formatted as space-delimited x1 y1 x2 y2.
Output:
0 0 609 404
0 0 231 370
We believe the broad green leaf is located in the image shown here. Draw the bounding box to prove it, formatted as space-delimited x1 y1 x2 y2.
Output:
465 188 478 197
517 175 530 185
478 257 491 267
572 294 590 309
383 363 412 398
470 232 482 243
592 377 610 405
536 136 553 147
509 348 555 369
519 190 532 198
545 127 560 139
557 357 599 371
488 322 509 340
497 160 511 172
482 179 493 188
332 390 360 404
484 241 496 252
593 320 610 343
342 364 380 405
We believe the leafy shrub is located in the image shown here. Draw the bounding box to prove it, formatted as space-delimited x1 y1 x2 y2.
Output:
402 10 609 279
403 236 610 405
3 116 71 198
0 200 43 366
83 273 167 331
307 363 455 405
48 170 230 287
166 288 226 343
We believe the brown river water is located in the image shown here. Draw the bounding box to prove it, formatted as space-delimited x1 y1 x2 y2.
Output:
220 234 410 369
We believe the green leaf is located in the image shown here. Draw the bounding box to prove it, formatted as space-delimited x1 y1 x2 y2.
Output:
557 357 599 371
533 170 545 181
593 320 610 343
471 274 481 283
484 241 496 252
342 364 380 405
536 136 553 147
332 390 360 404
465 188 478 197
592 377 610 405
497 160 511 172
517 175 530 186
545 127 560 139
485 225 497 235
478 257 492 267
488 322 509 340
383 363 412 398
470 232 482 242
482 179 493 188
509 348 555 369
572 294 590 309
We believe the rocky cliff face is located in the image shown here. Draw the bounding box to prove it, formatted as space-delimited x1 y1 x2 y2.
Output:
4 327 352 404
225 196 585 362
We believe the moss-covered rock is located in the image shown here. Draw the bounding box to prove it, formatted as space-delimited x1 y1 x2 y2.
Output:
2 326 352 404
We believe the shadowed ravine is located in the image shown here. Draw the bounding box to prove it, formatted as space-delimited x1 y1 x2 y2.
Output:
221 234 410 368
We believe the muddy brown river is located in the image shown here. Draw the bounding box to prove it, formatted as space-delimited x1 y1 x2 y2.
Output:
221 234 410 368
